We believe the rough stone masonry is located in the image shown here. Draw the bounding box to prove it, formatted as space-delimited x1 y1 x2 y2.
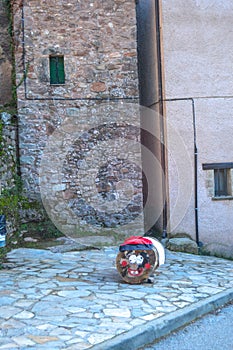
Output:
13 0 144 240
0 0 13 106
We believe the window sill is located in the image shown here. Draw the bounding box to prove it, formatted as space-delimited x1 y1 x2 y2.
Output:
212 196 233 201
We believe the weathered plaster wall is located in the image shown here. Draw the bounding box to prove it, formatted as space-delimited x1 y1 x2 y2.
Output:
196 99 233 246
0 0 13 106
166 100 195 238
161 0 233 99
13 0 144 239
161 0 233 251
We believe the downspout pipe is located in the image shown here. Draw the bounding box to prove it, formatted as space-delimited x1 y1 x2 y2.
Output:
155 0 167 239
191 99 200 246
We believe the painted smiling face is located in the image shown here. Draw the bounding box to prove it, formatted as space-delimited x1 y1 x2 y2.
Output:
118 250 152 282
116 236 161 284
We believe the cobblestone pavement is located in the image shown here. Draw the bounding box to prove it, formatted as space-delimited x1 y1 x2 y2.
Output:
0 246 233 349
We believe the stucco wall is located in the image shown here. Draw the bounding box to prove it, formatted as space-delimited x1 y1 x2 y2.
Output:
161 0 233 99
161 0 233 249
166 100 195 238
196 99 233 246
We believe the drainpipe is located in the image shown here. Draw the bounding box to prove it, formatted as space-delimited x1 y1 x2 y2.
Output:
155 0 167 239
191 99 200 246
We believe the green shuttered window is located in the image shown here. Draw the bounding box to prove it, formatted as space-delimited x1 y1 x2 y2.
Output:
49 56 65 85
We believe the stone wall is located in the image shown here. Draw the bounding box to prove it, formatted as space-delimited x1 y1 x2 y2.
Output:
0 113 16 190
13 0 144 241
0 0 13 106
0 112 18 243
14 0 139 100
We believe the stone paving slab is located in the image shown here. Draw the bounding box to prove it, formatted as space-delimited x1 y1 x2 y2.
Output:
0 247 233 349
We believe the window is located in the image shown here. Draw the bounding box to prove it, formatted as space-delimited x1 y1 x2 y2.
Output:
49 56 65 85
214 169 230 197
203 162 233 198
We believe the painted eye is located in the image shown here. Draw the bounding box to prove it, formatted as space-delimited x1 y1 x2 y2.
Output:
128 255 137 264
136 255 144 264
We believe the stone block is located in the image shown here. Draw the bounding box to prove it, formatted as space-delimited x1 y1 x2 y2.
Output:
167 237 199 255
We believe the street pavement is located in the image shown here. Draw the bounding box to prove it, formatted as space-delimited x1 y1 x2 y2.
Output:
141 302 233 350
0 243 233 350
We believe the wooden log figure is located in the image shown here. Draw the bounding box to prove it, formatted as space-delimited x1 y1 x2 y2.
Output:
116 236 165 284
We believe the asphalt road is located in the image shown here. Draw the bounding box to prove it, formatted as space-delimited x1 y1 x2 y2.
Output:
141 302 233 350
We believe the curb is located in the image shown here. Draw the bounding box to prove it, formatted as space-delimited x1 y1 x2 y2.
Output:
90 288 233 350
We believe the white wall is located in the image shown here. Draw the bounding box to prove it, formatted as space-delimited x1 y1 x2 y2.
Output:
161 0 233 246
196 98 233 245
162 0 233 98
